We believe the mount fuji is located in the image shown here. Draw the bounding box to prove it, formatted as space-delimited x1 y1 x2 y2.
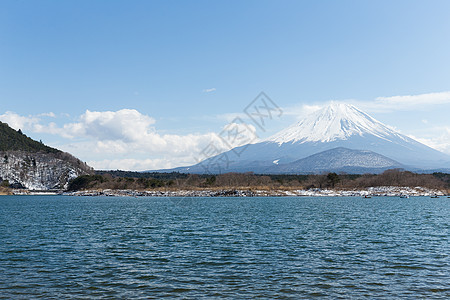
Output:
160 103 450 174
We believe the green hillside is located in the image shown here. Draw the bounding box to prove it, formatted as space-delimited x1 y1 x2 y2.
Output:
0 121 60 153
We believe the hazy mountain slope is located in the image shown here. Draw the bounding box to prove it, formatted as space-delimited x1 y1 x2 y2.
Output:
265 147 404 174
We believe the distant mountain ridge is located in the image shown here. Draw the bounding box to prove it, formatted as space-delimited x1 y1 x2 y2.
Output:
0 121 93 190
155 103 450 174
265 147 404 174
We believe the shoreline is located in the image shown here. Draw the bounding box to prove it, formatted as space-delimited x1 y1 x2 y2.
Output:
10 186 447 197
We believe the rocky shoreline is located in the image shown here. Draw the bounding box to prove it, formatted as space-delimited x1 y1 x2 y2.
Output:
11 186 447 197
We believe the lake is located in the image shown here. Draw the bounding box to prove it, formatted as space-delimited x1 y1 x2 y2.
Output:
0 196 449 299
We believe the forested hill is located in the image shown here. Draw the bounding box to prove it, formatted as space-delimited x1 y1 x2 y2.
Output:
0 121 93 190
0 121 60 153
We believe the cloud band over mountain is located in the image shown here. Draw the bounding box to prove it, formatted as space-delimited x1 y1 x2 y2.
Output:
1 91 450 171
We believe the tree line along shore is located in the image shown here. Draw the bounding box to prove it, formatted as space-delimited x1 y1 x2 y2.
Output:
2 169 449 196
68 169 449 194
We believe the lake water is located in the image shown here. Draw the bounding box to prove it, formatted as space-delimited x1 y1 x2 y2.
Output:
0 196 449 299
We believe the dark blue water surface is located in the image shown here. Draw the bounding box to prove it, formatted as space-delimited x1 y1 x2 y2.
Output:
0 196 449 299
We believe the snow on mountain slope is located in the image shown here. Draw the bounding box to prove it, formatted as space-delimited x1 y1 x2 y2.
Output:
268 103 407 144
266 147 404 174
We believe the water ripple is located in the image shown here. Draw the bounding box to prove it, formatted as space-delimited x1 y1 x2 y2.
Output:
0 196 449 299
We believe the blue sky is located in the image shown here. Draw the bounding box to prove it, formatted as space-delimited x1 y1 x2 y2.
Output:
1 0 450 170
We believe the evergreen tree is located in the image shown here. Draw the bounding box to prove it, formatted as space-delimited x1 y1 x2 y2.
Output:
327 172 340 188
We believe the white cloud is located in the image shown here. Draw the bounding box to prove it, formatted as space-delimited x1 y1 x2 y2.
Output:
281 91 450 114
0 111 67 137
38 112 56 118
1 109 251 170
220 122 258 148
88 158 175 171
375 91 450 106
0 111 40 131
55 110 229 164
348 91 450 113
407 127 450 155
65 109 157 142
278 104 323 121
202 88 216 93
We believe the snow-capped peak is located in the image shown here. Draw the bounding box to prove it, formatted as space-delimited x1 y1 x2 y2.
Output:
268 102 404 144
